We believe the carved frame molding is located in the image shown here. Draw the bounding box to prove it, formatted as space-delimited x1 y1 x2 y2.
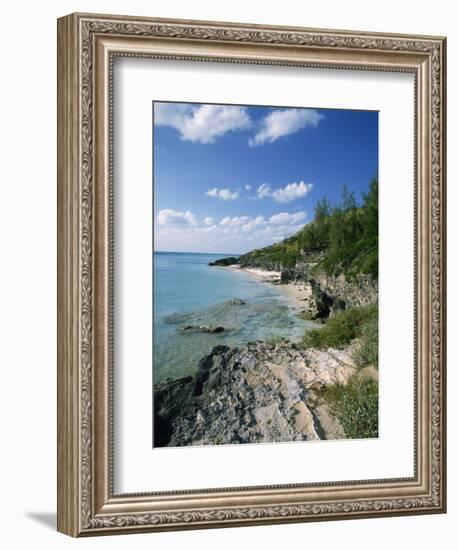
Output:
57 13 446 536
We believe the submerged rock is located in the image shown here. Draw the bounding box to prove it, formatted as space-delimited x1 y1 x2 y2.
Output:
181 325 227 334
229 298 246 306
153 340 363 447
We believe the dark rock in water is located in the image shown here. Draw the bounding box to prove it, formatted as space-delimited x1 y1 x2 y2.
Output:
209 326 225 333
208 256 239 266
181 325 227 334
229 298 246 305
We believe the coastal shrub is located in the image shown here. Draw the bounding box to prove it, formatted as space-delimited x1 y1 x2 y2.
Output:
348 246 378 279
353 314 378 368
320 377 378 439
301 305 377 350
239 177 378 279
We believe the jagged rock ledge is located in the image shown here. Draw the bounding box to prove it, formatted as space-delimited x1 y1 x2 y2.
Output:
154 340 374 447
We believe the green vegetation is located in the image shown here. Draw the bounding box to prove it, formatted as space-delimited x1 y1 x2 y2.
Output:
239 177 379 440
300 305 377 351
240 177 379 278
319 377 378 439
353 314 378 368
306 305 379 438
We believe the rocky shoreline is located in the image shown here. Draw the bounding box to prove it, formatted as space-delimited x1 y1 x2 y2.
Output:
213 260 377 323
154 339 377 447
153 258 378 448
281 266 378 319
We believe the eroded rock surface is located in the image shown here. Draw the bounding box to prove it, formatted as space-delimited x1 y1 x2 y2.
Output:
154 341 360 447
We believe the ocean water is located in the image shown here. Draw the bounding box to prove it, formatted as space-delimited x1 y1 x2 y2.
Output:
154 252 315 383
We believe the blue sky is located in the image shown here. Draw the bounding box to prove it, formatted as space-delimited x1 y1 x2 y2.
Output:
153 101 378 254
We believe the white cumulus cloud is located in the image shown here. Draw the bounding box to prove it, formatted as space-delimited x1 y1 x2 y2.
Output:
155 103 251 144
268 211 306 225
257 183 272 199
249 108 324 146
241 216 265 232
205 187 239 201
157 209 197 226
256 181 313 203
155 210 308 254
220 216 251 227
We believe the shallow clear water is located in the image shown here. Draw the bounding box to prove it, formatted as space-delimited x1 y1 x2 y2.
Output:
154 252 315 382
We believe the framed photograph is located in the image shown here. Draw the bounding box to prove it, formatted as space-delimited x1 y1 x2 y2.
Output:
57 13 446 536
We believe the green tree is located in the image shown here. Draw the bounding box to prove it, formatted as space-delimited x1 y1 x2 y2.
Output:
314 197 331 222
361 176 378 241
238 176 379 278
341 185 358 212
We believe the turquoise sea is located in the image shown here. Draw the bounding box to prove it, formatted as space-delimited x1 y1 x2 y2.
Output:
153 251 315 383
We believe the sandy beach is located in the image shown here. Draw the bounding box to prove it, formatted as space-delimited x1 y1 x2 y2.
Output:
229 265 281 281
228 265 313 313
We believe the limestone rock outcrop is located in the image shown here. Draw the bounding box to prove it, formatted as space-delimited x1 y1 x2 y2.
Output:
154 340 361 447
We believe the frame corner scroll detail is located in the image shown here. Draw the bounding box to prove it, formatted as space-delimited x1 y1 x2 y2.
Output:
57 12 446 537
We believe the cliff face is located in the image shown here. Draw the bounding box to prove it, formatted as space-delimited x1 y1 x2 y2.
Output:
281 265 378 320
234 180 379 316
228 239 378 321
313 272 377 308
154 341 367 447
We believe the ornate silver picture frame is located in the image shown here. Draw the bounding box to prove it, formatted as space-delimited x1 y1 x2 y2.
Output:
57 12 446 536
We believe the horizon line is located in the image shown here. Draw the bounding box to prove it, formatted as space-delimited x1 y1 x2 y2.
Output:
155 250 242 256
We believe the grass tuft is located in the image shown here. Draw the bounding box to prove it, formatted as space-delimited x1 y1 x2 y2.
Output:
319 377 378 439
353 314 378 368
300 305 377 350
